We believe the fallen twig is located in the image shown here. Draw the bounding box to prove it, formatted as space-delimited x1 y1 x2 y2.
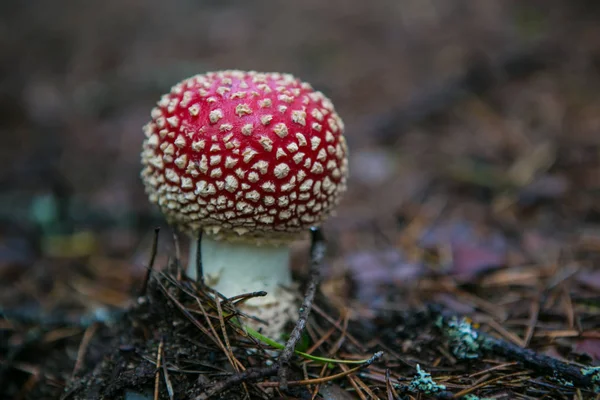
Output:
153 338 164 400
139 227 160 297
278 227 326 390
195 232 203 285
160 338 174 400
435 310 597 394
262 351 384 388
71 322 98 377
194 365 278 400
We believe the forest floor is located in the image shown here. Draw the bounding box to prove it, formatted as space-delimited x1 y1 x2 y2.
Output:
1 1 600 399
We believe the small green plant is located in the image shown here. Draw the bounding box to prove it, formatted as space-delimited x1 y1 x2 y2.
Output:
246 325 375 365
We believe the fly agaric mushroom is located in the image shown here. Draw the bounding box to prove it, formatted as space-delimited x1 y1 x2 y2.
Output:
140 70 348 334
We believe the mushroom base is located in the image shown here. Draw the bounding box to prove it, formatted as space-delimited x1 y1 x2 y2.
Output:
187 235 293 307
240 288 299 340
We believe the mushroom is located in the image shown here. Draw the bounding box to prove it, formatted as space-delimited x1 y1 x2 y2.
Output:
140 70 348 335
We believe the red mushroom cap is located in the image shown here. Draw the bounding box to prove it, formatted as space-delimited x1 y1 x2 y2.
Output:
141 70 348 243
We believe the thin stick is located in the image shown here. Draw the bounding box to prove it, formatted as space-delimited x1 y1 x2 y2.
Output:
211 291 250 397
71 322 99 377
195 297 233 356
160 338 175 400
452 371 531 398
263 351 384 388
311 363 329 399
328 309 350 355
385 369 400 400
158 270 266 326
156 280 222 349
153 338 164 400
340 363 368 400
523 294 540 347
194 365 278 400
139 227 160 297
215 295 252 398
304 315 343 356
278 227 326 390
172 232 183 281
312 304 366 352
229 291 267 304
196 231 204 284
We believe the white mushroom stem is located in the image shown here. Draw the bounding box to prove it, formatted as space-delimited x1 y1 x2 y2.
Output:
187 235 293 307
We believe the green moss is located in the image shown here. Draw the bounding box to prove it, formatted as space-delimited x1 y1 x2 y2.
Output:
441 317 481 359
462 395 495 400
30 194 59 231
581 366 600 393
408 364 446 395
548 371 574 388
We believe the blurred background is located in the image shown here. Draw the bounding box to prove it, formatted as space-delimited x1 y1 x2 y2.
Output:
1 0 598 231
2 0 600 397
1 0 600 360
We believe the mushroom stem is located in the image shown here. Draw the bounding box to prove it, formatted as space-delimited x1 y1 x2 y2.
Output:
187 236 292 306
